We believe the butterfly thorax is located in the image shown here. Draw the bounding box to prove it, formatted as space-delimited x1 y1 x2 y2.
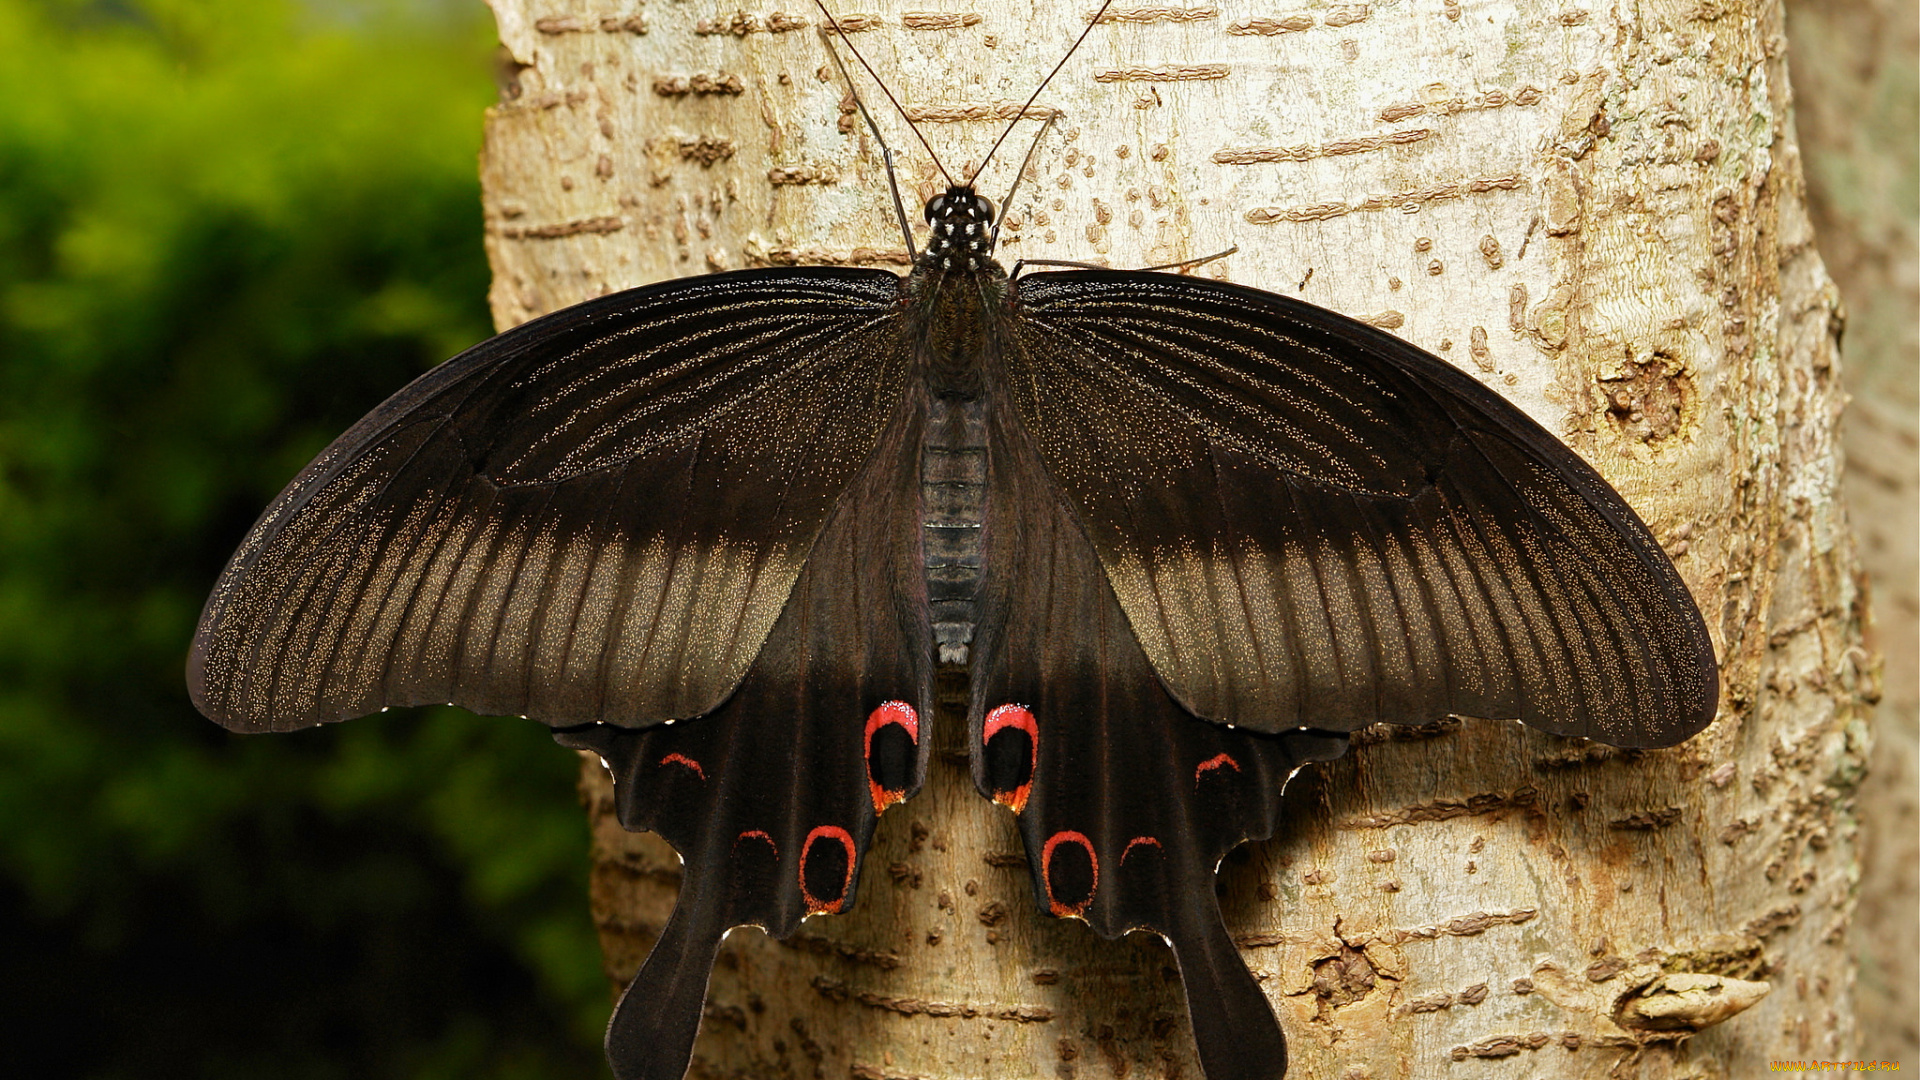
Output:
909 185 1008 400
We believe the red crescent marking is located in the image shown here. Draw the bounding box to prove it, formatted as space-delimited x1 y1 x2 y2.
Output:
1194 752 1240 786
983 704 1037 813
983 703 1037 740
1120 836 1162 865
1040 830 1098 918
865 701 920 812
798 825 857 914
732 829 778 857
864 700 920 746
659 753 705 780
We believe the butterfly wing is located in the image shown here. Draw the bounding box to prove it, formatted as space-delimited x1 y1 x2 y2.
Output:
969 416 1347 1080
190 268 911 732
1003 270 1717 747
555 399 932 1080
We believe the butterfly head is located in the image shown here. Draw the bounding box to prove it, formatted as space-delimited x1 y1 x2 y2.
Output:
921 186 997 273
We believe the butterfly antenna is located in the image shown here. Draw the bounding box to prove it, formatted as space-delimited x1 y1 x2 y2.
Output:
967 0 1118 189
817 24 918 258
811 1 953 188
989 112 1057 250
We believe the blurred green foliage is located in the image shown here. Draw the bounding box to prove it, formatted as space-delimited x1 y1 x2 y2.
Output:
0 0 607 1074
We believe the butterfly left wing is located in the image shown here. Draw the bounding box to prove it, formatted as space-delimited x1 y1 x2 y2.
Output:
969 417 1348 1080
191 269 911 732
555 400 932 1080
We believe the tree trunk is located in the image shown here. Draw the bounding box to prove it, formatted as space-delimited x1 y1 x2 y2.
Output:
477 1 1872 1076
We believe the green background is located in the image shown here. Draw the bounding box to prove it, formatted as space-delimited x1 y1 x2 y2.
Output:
0 1 606 1075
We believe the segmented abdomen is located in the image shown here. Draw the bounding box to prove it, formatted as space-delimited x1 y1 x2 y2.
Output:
921 396 988 665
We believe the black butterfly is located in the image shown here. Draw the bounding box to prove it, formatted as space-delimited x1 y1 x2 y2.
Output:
188 14 1718 1080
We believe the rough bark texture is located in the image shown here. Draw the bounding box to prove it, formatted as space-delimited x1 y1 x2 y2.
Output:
477 1 1874 1075
1784 0 1919 1063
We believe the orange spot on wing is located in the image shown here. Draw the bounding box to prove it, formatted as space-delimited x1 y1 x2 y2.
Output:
1194 752 1240 786
659 753 705 780
732 829 778 857
865 701 920 812
983 703 1037 740
799 825 857 914
865 700 920 745
1041 830 1098 917
983 704 1036 813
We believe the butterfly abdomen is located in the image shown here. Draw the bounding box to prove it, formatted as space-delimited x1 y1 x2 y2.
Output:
921 394 989 665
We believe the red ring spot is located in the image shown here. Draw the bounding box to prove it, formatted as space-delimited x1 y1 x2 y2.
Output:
983 704 1037 813
1194 752 1240 787
659 753 706 780
865 701 920 812
798 825 857 914
1040 830 1098 917
732 829 778 857
1120 836 1162 865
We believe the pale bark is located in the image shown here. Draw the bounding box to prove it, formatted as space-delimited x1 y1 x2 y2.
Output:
478 1 1872 1076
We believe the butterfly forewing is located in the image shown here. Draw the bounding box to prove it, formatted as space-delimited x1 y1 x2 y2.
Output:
190 269 910 732
1005 270 1718 746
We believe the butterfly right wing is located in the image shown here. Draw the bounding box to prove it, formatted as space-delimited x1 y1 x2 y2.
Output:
191 268 912 732
968 408 1349 1080
1004 270 1717 747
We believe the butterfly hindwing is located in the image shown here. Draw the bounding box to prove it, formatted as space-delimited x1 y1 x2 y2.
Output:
970 415 1349 1080
1006 270 1717 747
190 269 910 732
555 399 933 1080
